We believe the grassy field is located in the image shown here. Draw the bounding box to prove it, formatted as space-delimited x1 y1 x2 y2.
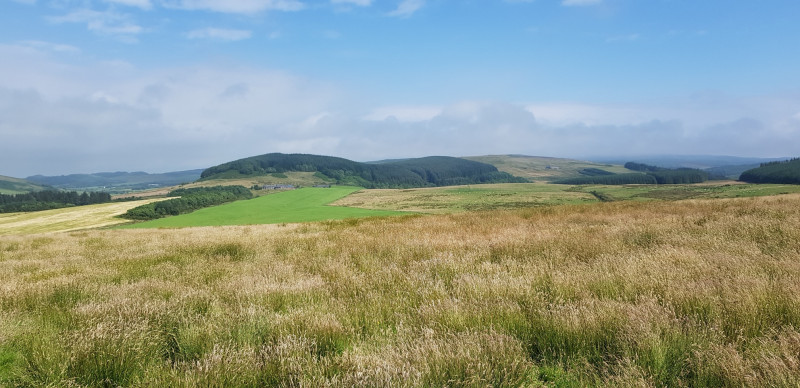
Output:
1 193 799 386
0 199 166 236
464 155 631 181
334 181 800 213
333 183 596 213
119 186 405 229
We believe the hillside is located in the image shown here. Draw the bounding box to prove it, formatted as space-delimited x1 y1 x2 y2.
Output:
0 175 50 194
200 153 526 188
463 155 630 181
739 158 800 184
26 169 203 194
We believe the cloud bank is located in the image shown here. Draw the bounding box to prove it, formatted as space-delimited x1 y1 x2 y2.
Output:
0 42 798 177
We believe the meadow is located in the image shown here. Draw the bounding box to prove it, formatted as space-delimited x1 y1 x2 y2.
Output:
1 193 799 386
0 199 166 236
119 186 404 229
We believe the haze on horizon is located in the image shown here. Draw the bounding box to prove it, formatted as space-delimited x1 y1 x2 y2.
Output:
1 0 799 177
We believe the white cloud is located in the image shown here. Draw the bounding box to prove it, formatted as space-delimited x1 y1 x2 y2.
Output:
0 42 798 176
19 40 81 54
388 0 425 17
562 0 601 6
363 105 441 122
163 0 305 14
48 9 143 39
103 0 153 9
186 28 252 41
331 0 371 6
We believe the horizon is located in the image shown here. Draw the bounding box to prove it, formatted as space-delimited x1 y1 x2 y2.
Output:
2 0 799 177
7 152 793 179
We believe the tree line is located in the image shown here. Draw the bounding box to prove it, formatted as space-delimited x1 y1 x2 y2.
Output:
121 186 253 221
554 163 709 185
739 158 800 184
0 190 111 213
200 153 527 188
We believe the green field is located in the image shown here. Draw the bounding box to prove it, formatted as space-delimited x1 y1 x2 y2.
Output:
119 186 405 229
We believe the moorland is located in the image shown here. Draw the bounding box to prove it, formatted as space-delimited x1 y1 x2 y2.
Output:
1 153 799 386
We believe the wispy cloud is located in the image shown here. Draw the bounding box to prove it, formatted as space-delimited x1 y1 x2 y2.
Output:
103 0 153 9
562 0 602 6
606 33 641 43
163 0 305 14
186 28 252 41
331 0 372 6
388 0 425 18
48 9 143 40
20 40 81 54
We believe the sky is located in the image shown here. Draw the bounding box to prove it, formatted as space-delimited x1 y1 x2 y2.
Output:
1 0 800 177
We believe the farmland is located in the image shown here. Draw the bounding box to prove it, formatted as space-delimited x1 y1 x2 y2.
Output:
119 186 404 229
0 199 165 236
1 193 799 386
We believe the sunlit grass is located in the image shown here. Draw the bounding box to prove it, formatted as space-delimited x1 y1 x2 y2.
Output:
1 193 799 385
0 199 165 236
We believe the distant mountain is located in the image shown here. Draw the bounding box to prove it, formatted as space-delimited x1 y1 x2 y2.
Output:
26 169 204 193
200 153 526 188
587 155 790 170
0 175 51 194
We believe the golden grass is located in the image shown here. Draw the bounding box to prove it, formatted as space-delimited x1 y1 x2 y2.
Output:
1 194 799 386
332 183 594 214
0 199 164 236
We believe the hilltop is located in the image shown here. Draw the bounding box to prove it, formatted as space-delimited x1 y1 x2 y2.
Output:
0 175 50 194
200 153 526 188
463 155 631 181
740 158 800 184
26 169 203 194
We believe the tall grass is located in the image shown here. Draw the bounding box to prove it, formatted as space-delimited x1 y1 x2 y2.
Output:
1 194 799 386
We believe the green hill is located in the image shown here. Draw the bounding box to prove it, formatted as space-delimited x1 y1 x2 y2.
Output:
26 169 203 194
463 155 630 181
739 158 800 184
200 153 526 188
0 175 50 194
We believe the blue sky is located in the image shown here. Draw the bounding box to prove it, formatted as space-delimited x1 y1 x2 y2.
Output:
2 0 799 176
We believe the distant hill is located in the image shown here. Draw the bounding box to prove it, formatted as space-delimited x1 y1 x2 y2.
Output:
463 155 630 182
739 158 800 184
588 155 790 170
27 169 204 194
0 175 50 194
200 153 526 188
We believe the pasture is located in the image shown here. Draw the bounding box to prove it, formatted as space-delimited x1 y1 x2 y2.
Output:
119 186 405 229
0 199 166 236
1 194 799 386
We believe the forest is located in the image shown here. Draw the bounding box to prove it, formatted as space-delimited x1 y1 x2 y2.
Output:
739 158 800 184
200 153 527 188
554 163 709 185
121 186 253 221
0 190 111 213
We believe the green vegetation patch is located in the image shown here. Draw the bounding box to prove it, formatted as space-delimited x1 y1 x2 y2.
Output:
119 186 404 228
740 158 800 184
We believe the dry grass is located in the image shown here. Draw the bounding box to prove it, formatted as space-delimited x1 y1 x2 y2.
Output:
1 194 799 386
333 183 594 213
0 199 165 236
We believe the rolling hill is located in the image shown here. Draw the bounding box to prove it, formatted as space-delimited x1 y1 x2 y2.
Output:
739 158 800 184
0 175 50 194
463 155 631 181
26 169 204 193
200 153 526 188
